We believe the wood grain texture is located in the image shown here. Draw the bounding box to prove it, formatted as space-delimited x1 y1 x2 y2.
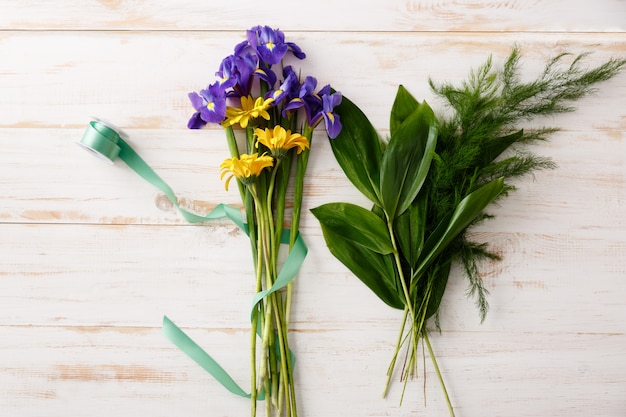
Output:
1 1 625 416
1 0 624 32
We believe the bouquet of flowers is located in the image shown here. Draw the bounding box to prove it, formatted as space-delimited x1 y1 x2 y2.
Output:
312 47 624 415
186 25 341 417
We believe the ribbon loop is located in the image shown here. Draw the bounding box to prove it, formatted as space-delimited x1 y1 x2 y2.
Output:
77 121 122 163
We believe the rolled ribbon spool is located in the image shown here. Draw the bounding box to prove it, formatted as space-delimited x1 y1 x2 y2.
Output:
77 117 128 163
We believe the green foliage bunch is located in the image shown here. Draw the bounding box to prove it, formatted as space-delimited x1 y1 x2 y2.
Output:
312 47 624 415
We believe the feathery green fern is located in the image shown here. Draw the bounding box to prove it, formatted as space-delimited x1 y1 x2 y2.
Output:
425 46 625 321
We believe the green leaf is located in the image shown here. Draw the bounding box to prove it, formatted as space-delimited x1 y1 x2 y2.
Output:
379 100 438 219
411 177 505 292
480 129 524 166
314 222 404 310
310 203 394 255
390 85 420 137
329 94 383 206
394 192 427 269
424 259 452 320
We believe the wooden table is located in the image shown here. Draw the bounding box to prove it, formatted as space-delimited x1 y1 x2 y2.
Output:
1 2 625 416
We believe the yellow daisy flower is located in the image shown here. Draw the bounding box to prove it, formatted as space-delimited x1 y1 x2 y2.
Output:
222 96 274 128
219 153 274 190
255 125 310 159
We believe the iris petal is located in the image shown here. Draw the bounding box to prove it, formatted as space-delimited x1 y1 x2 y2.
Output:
187 112 206 129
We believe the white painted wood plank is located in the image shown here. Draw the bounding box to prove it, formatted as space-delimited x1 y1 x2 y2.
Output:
1 218 624 334
0 325 624 416
1 0 624 32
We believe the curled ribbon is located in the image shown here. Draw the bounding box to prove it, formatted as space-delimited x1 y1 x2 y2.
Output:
78 117 306 398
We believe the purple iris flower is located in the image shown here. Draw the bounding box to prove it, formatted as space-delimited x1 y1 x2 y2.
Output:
320 90 342 139
242 26 306 67
267 66 299 104
216 52 258 97
283 76 320 120
283 80 342 138
215 55 238 90
247 25 288 66
187 82 227 128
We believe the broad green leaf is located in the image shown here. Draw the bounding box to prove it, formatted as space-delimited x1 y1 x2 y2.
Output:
329 94 383 206
394 192 427 269
315 224 404 310
411 177 505 292
380 100 438 219
390 85 420 137
480 129 524 166
310 203 394 255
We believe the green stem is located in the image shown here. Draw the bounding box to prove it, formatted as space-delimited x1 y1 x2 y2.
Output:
249 187 266 416
290 125 312 248
285 125 312 329
399 342 415 406
224 126 247 203
283 299 298 417
260 296 273 411
270 292 292 417
268 325 278 410
423 331 455 417
386 220 416 327
273 153 292 257
383 306 409 397
250 260 263 415
226 126 258 278
246 126 256 154
386 219 424 404
265 162 280 281
265 368 271 417
250 189 274 406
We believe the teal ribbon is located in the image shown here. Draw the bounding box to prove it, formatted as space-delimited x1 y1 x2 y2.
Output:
78 118 306 398
78 119 246 229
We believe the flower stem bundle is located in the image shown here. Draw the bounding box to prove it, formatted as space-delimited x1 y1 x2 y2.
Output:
312 47 624 415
